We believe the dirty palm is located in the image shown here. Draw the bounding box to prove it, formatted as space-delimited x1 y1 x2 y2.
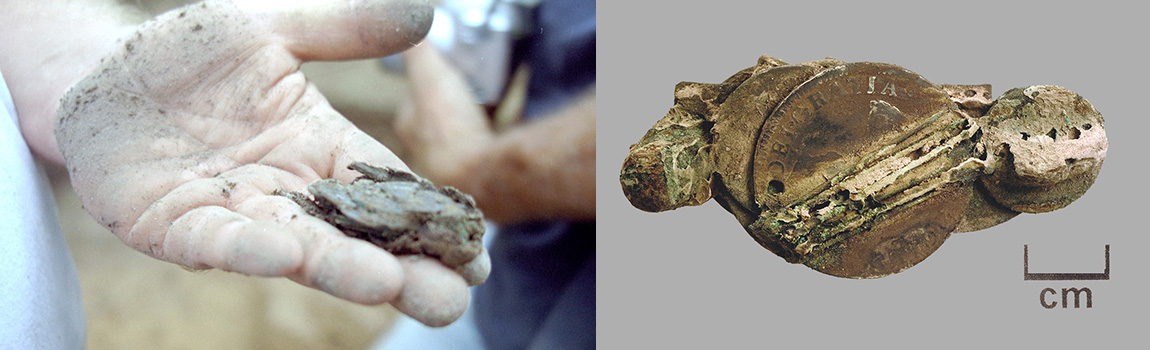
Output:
620 54 1108 278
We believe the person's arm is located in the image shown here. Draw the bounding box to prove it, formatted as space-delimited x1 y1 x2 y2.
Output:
1 0 484 327
397 44 595 224
452 94 595 223
0 0 143 165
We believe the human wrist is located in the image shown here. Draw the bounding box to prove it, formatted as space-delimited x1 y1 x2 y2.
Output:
0 0 144 164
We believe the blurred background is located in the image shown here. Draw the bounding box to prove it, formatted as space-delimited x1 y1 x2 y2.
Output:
51 0 421 348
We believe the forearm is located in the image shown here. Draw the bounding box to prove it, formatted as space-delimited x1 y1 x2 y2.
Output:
453 91 596 223
0 0 144 165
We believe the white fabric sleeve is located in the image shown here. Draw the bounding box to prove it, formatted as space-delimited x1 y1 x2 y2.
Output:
0 68 87 348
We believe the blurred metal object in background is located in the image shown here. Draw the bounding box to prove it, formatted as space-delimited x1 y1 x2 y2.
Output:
382 0 539 105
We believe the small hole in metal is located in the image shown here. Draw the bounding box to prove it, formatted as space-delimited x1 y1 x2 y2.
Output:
768 180 785 194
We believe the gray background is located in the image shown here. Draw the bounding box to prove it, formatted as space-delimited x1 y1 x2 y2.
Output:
597 1 1145 348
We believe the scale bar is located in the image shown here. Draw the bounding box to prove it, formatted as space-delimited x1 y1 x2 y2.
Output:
1023 244 1109 281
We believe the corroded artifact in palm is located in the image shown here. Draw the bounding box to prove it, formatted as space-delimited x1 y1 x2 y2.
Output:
620 55 1107 278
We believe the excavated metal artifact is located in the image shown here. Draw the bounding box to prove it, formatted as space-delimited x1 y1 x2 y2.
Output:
620 55 1107 278
278 162 485 268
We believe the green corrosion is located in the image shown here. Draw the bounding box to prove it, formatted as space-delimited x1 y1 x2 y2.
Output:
620 106 715 212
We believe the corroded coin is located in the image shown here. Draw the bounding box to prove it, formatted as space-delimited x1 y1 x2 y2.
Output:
804 186 971 278
712 65 820 212
752 62 953 210
619 55 1107 279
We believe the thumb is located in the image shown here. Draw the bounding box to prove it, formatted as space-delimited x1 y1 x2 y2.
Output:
237 0 433 61
402 44 490 128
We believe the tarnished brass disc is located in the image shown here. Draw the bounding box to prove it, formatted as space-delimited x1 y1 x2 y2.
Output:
712 65 820 212
750 62 960 278
805 186 971 278
752 62 953 210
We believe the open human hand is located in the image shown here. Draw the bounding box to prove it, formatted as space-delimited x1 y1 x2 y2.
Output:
55 0 486 326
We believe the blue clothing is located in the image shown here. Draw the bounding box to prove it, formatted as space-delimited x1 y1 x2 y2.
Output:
476 223 595 349
473 0 596 348
518 0 597 120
